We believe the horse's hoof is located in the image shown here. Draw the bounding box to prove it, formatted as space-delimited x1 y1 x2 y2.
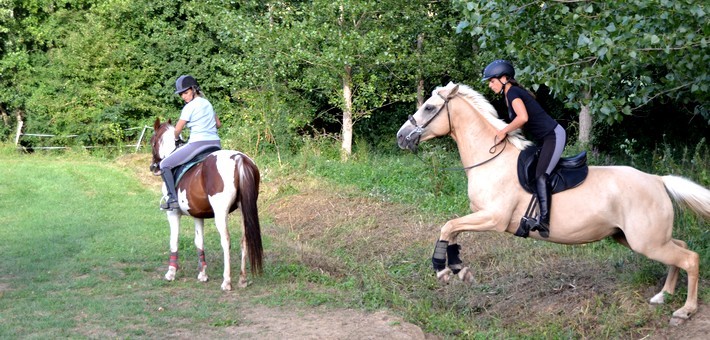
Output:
670 316 688 326
197 272 208 282
436 268 452 284
650 292 666 304
165 268 177 281
458 267 474 283
221 282 232 291
672 308 693 321
238 277 248 288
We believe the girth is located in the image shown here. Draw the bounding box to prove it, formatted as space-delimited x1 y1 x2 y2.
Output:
517 146 588 194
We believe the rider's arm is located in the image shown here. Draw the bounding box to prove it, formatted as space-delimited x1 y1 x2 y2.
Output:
496 98 528 141
175 119 187 139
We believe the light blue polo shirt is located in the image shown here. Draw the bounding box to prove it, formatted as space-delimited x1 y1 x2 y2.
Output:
179 96 219 142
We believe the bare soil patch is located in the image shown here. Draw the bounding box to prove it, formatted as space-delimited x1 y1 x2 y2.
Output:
225 305 429 339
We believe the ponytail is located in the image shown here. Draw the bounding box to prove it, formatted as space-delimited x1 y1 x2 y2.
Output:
507 79 536 99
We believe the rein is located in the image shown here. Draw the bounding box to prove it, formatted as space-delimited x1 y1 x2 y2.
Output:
407 94 507 172
413 138 507 172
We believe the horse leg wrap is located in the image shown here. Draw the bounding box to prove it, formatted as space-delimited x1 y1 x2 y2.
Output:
197 249 207 271
169 251 179 269
446 244 463 274
432 240 448 271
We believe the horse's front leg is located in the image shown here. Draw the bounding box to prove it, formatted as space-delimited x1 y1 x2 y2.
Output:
214 211 232 291
165 211 181 281
432 210 502 284
194 218 208 282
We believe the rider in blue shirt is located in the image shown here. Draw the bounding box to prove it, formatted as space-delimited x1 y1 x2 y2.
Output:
159 75 222 210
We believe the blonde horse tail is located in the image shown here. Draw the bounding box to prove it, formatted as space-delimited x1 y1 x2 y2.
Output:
662 175 710 220
238 155 264 274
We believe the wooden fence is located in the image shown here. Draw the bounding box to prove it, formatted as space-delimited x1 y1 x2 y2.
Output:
15 121 153 152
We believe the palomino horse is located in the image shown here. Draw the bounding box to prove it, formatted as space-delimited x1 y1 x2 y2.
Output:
397 83 710 323
149 118 263 291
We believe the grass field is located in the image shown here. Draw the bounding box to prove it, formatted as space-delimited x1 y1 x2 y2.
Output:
0 144 708 338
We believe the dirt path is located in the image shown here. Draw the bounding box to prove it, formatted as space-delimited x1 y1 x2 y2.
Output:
225 305 430 339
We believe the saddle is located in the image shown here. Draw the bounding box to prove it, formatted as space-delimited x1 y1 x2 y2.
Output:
514 146 588 238
517 146 588 195
171 146 222 184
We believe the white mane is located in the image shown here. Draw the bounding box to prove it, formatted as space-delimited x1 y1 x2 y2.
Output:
444 83 532 150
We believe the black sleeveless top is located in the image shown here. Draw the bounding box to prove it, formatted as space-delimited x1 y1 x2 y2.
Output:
506 86 558 142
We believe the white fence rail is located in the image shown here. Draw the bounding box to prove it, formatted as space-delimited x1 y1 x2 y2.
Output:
15 125 153 152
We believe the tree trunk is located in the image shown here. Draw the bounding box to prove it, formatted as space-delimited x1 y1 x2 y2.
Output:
578 90 592 145
341 64 353 160
0 105 9 126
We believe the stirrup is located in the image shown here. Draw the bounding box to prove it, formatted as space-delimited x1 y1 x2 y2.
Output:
159 197 179 210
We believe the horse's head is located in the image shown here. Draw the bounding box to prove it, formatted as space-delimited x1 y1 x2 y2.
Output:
149 117 177 175
397 82 460 152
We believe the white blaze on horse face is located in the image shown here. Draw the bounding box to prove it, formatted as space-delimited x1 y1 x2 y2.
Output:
158 126 177 159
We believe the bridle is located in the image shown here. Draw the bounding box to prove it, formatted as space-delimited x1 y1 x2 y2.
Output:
406 93 507 171
405 93 452 146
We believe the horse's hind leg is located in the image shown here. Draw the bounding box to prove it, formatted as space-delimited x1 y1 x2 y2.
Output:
214 211 232 291
238 234 248 288
613 232 686 306
650 239 686 305
165 211 181 281
641 240 699 321
194 218 208 282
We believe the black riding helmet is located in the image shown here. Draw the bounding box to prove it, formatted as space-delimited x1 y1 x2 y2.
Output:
481 60 515 82
174 75 199 94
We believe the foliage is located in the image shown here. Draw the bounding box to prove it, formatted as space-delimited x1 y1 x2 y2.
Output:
0 0 707 155
452 0 710 124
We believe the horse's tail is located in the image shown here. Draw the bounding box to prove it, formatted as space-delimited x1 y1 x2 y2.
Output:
237 154 263 275
662 175 710 220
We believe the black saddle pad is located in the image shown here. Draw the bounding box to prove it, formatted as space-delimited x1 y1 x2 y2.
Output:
517 146 588 194
171 146 222 184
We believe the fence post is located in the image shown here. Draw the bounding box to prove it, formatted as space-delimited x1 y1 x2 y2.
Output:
135 125 149 152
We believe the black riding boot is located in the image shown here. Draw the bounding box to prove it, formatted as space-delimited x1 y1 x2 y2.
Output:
532 173 551 238
160 170 180 210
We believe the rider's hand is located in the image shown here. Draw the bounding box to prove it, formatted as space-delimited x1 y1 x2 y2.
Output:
495 130 507 144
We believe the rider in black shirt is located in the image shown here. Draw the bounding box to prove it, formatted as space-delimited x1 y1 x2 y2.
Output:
482 59 567 236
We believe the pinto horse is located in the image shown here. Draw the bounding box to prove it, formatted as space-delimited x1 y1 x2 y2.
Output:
397 83 710 323
149 118 263 291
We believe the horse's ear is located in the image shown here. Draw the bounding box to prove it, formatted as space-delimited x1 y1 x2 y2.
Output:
448 84 460 98
167 118 172 125
439 83 459 99
153 118 160 130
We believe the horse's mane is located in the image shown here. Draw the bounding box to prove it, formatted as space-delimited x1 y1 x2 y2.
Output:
445 83 532 150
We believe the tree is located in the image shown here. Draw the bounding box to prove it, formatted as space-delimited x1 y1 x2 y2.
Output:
453 0 710 144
